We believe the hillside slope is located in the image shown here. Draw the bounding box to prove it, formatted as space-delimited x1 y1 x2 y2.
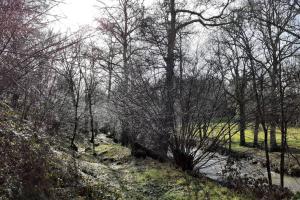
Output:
0 102 252 200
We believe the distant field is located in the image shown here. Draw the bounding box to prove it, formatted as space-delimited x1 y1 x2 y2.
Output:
226 126 300 172
230 126 300 150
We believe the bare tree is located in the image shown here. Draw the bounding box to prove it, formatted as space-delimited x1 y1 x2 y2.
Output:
96 0 144 145
137 0 234 160
248 0 300 187
170 47 239 171
56 39 84 150
212 31 249 146
81 45 102 155
219 7 274 185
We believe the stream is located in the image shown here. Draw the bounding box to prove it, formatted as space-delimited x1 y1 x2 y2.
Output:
197 153 300 193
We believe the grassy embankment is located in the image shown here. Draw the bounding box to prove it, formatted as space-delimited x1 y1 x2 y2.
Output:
0 101 253 200
61 136 254 200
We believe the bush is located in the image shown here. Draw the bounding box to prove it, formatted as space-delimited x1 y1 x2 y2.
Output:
0 132 53 199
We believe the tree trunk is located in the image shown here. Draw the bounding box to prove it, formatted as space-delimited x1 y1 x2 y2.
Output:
280 122 287 188
253 112 259 147
107 64 112 101
270 68 278 152
120 121 130 146
179 32 183 101
270 122 278 151
229 123 232 152
71 105 79 147
249 58 272 186
239 102 246 146
84 93 89 134
70 83 80 148
161 0 176 157
88 94 95 155
279 63 286 188
263 126 272 185
119 1 131 146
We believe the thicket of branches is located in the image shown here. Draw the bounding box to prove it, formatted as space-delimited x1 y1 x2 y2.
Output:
1 0 300 193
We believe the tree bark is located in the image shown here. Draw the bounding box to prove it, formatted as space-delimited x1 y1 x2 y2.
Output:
71 104 79 147
280 121 287 188
279 63 286 188
229 123 232 152
249 58 272 186
270 122 278 151
119 0 131 146
84 93 89 134
161 0 176 157
107 63 112 101
70 79 80 148
253 111 259 147
269 27 279 152
88 94 95 155
239 101 246 146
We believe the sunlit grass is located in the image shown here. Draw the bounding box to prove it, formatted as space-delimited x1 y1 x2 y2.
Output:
230 126 300 149
206 124 300 166
224 126 300 171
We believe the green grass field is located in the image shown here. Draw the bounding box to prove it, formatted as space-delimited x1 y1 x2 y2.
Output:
227 126 300 172
230 126 300 150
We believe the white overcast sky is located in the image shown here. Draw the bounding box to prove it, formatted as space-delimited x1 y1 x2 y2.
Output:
51 0 100 31
50 0 222 51
51 0 233 32
51 0 154 32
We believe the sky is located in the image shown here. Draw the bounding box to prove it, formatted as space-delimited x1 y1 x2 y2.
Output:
51 0 101 31
50 0 212 51
51 0 154 32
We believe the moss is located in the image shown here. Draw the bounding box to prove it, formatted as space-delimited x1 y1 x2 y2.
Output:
80 153 99 163
293 192 300 200
129 160 252 200
95 143 131 162
77 184 123 200
175 177 186 185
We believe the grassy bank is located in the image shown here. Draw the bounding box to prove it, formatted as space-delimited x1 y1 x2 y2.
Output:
62 136 254 200
0 101 253 199
0 102 292 199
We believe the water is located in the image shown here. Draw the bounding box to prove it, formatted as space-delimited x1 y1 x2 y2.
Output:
196 152 300 193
